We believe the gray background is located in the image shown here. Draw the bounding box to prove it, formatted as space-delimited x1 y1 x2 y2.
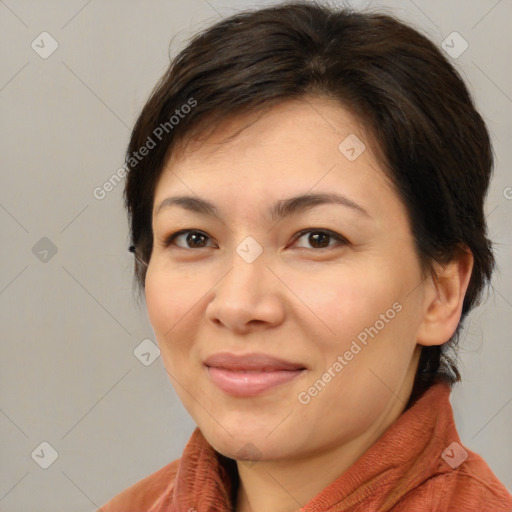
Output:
1 0 511 510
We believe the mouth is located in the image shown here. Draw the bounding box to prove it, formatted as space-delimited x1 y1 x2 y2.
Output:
203 352 307 397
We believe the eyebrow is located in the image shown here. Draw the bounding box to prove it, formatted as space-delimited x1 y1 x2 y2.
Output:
155 192 371 222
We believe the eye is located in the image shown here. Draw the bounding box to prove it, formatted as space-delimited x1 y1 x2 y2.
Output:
163 229 216 249
292 229 349 249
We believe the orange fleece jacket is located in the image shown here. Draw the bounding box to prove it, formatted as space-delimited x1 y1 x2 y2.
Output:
100 381 512 511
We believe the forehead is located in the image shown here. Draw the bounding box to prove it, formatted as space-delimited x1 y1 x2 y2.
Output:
168 97 370 164
153 97 398 220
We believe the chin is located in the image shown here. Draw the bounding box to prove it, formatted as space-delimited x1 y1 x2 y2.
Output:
199 420 285 462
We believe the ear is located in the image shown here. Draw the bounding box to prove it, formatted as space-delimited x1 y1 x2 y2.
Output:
416 246 474 347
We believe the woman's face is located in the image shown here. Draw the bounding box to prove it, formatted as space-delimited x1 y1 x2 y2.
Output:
145 97 431 463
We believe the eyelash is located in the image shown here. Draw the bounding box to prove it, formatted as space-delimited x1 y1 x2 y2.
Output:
162 228 349 251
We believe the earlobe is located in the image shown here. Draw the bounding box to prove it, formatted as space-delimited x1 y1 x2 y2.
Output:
416 247 474 347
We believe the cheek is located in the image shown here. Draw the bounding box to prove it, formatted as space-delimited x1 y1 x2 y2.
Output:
294 263 420 399
144 264 198 336
144 268 169 335
144 266 193 367
144 269 201 395
291 266 401 346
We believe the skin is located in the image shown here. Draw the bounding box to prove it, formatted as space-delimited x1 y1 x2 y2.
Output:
144 96 473 512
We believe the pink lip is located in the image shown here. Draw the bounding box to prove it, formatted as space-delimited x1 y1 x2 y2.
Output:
204 352 307 397
204 352 306 371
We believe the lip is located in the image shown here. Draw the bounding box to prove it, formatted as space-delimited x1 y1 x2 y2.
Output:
204 352 306 371
204 352 307 397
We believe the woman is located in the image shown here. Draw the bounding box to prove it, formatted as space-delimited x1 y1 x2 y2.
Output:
101 1 512 510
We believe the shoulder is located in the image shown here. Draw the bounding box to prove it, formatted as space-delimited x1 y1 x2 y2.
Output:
393 448 512 512
99 458 180 512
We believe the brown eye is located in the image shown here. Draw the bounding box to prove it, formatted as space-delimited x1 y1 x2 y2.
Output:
164 230 216 249
293 229 348 249
307 232 330 248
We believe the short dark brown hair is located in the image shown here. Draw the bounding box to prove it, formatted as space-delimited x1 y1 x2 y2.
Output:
124 0 495 390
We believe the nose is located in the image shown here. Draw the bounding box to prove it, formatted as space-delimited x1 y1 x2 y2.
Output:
205 250 286 334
